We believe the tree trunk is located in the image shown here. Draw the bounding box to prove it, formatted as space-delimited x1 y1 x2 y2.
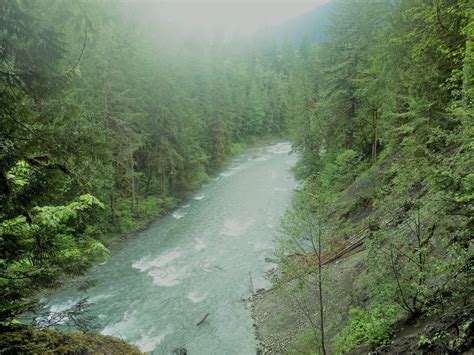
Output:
110 192 117 226
160 169 165 196
318 227 327 355
130 154 136 215
372 107 379 163
145 166 153 195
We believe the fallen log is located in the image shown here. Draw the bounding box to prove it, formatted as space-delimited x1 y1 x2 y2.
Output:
196 313 209 326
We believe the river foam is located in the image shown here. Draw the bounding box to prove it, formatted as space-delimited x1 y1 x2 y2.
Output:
134 329 173 352
172 211 186 219
101 311 172 352
201 262 223 272
220 170 234 177
48 299 77 314
187 291 207 303
149 266 187 287
102 310 135 337
221 218 252 237
268 142 292 155
194 238 206 251
132 250 183 272
89 293 114 304
37 299 78 326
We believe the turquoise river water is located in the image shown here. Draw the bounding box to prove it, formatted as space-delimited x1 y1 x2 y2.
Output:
41 142 297 354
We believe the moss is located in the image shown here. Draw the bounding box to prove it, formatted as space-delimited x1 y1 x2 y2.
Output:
0 325 143 354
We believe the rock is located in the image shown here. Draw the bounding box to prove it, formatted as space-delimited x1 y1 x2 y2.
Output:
172 348 187 355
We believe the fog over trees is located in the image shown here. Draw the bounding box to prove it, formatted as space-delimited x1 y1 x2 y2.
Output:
1 0 472 353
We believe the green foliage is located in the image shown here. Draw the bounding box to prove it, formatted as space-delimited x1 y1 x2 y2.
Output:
416 318 473 352
1 0 293 327
0 195 108 319
418 335 432 347
230 143 245 156
288 330 319 355
336 305 397 352
33 195 104 228
7 161 32 190
0 195 108 321
136 196 166 219
318 149 367 195
0 324 143 354
1 0 472 352
417 331 449 350
281 0 473 352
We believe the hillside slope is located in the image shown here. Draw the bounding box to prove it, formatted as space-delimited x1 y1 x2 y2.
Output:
252 157 473 353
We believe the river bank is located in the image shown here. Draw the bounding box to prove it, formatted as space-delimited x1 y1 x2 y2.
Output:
251 247 368 354
102 137 286 252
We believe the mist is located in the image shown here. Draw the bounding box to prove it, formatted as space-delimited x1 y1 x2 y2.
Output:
122 0 332 41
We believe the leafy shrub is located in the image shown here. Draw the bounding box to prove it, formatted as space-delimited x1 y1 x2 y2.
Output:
317 149 367 194
230 142 245 156
137 196 165 219
335 304 397 352
288 330 319 355
0 195 108 321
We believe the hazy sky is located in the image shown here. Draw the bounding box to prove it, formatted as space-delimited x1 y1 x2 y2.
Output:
142 0 332 36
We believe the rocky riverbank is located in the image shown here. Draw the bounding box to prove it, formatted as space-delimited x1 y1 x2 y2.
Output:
251 247 368 354
252 287 312 354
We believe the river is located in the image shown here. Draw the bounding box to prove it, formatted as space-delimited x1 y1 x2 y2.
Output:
41 142 297 354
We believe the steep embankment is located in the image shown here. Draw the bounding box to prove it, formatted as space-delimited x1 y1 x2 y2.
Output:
252 248 368 354
251 157 473 354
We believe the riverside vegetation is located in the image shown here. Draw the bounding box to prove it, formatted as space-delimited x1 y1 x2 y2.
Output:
268 0 473 353
1 0 473 353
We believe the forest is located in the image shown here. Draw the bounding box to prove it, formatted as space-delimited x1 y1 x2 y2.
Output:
1 0 473 353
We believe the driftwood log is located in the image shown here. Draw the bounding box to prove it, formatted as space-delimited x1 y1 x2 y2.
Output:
196 313 209 326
